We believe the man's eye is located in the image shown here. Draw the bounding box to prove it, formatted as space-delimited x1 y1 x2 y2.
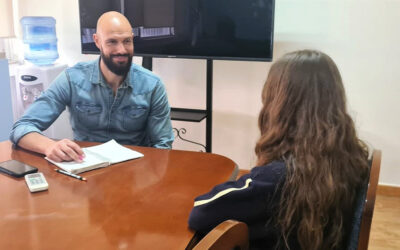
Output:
124 40 132 45
107 40 117 45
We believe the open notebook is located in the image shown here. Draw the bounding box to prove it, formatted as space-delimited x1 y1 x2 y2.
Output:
46 139 144 174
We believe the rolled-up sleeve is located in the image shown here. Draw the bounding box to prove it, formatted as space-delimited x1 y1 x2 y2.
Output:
147 80 174 149
10 71 71 145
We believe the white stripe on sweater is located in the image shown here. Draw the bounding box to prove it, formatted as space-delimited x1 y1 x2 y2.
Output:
194 178 253 207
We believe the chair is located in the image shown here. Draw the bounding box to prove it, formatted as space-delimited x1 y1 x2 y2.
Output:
192 220 249 250
347 149 382 250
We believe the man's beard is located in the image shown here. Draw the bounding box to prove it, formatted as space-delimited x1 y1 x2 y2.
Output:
101 51 133 76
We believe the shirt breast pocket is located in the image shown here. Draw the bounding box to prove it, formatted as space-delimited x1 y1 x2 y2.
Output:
75 103 102 129
121 106 148 131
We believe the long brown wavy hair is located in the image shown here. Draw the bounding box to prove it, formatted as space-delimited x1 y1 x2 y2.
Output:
255 50 369 249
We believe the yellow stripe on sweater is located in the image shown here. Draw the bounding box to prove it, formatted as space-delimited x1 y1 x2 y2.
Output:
194 178 253 207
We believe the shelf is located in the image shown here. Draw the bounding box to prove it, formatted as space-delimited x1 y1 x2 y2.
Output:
170 108 207 122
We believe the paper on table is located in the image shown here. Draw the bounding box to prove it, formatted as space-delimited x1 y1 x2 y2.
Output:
45 140 144 174
86 139 144 164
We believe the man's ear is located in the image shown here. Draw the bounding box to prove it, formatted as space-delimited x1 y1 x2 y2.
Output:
93 33 101 50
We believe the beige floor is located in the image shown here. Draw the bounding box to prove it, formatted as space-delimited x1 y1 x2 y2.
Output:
369 194 400 250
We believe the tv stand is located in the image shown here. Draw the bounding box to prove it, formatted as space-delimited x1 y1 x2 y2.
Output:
142 56 212 152
142 56 153 71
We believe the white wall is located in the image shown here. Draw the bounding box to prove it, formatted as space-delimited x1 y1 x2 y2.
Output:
14 0 400 186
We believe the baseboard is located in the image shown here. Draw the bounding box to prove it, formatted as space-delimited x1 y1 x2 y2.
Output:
377 184 400 197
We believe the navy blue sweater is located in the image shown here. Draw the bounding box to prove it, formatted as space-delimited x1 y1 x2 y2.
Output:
188 161 286 249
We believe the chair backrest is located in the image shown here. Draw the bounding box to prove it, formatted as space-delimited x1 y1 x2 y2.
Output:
347 149 382 250
193 220 249 250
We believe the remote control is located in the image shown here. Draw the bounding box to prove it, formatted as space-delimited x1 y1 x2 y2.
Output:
25 172 49 192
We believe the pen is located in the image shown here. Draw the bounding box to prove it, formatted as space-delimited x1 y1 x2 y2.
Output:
54 168 87 181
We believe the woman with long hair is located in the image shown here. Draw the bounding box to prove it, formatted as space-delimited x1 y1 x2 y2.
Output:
188 50 370 249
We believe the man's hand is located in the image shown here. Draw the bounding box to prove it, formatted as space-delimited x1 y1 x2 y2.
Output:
17 133 85 163
45 139 85 162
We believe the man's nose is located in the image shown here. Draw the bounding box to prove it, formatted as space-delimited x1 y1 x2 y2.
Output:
115 42 127 54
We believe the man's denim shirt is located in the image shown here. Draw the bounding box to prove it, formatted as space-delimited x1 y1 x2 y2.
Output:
10 58 174 148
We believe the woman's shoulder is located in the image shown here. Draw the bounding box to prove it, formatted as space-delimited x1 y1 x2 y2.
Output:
250 160 286 183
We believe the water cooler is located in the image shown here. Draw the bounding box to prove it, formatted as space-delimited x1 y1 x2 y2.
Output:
11 63 73 140
9 16 73 140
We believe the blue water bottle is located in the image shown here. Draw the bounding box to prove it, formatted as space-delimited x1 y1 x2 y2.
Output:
20 16 59 66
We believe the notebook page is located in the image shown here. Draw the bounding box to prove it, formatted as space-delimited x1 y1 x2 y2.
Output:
85 139 144 164
45 148 109 174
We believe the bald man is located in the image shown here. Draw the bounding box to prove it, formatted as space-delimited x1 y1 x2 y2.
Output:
10 12 174 162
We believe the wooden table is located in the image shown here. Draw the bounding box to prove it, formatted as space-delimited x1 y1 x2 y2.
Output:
0 141 237 250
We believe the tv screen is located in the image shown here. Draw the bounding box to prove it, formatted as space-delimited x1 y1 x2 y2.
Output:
79 0 275 61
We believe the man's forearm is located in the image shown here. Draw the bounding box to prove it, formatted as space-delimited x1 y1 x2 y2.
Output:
17 132 56 156
18 132 84 162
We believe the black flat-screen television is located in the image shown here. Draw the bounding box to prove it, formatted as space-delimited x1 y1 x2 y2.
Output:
79 0 275 61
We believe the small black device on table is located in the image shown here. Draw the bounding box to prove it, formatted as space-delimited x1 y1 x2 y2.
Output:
0 159 38 178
